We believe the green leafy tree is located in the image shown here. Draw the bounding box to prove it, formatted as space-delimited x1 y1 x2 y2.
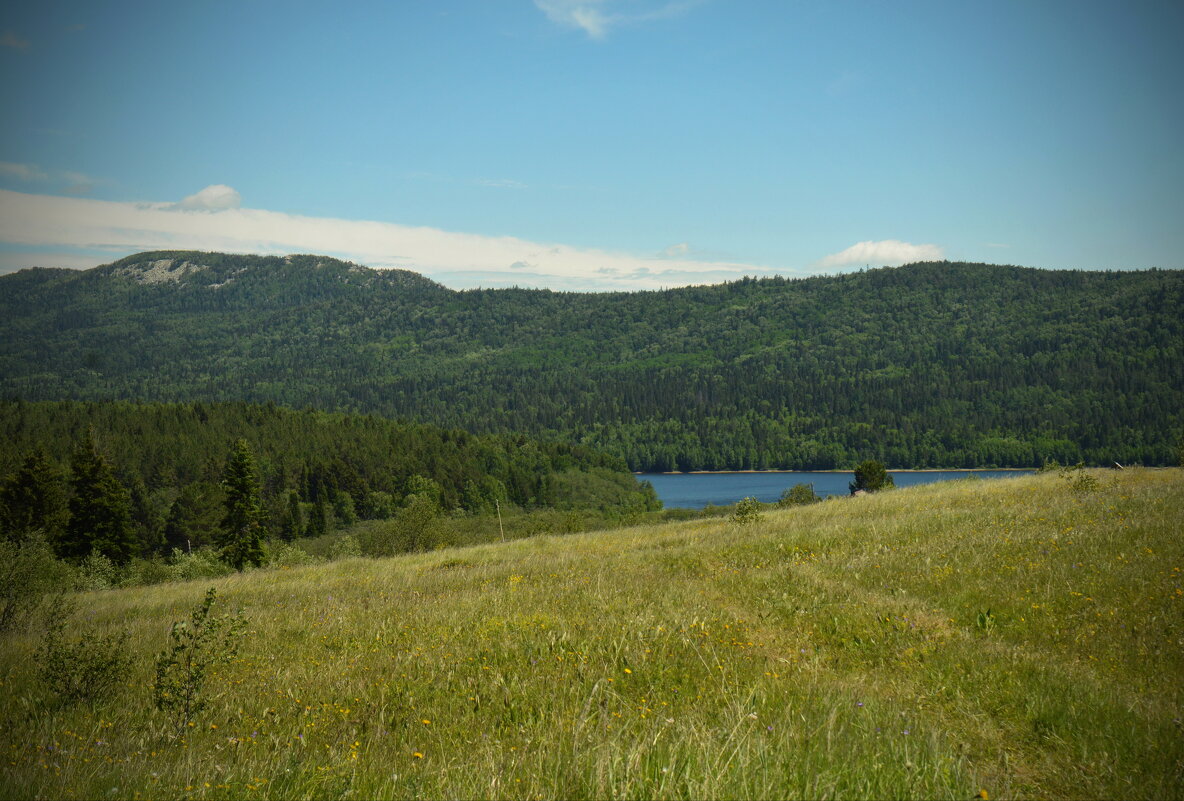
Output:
64 430 136 564
153 588 246 732
217 439 265 570
0 448 68 543
850 460 895 494
732 496 764 525
331 489 357 525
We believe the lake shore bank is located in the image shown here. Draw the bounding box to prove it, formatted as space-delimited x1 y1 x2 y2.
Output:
636 468 1037 475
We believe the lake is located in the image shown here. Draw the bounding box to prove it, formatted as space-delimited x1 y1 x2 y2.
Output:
636 470 1033 509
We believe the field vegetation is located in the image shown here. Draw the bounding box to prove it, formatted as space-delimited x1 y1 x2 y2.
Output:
1 469 1181 800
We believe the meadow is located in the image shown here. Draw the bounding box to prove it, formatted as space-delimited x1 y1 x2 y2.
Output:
1 468 1181 800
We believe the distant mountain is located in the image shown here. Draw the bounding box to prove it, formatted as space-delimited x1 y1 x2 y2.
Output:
2 250 1181 469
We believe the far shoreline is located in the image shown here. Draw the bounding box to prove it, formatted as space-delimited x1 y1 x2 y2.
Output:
635 468 1037 475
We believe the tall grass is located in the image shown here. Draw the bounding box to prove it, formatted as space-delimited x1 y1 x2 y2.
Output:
1 469 1180 799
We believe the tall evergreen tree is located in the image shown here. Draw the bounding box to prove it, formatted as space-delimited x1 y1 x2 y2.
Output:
64 430 136 563
305 497 328 538
279 489 302 542
0 448 68 543
218 439 265 570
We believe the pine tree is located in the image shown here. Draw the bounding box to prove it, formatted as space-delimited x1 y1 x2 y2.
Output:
304 497 328 538
849 459 895 495
64 430 136 564
0 448 68 543
218 439 265 570
280 490 302 541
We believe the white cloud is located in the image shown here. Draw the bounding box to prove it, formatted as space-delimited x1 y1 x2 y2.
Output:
0 161 49 181
177 184 242 211
0 188 794 292
817 239 944 268
534 0 699 39
660 242 689 258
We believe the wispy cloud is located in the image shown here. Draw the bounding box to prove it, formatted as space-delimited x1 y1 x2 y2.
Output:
818 239 943 268
0 162 48 181
534 0 700 40
0 187 790 291
1 161 99 195
1 31 30 50
474 178 527 189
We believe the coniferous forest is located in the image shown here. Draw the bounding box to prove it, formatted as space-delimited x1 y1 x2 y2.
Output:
1 251 1181 470
0 400 658 565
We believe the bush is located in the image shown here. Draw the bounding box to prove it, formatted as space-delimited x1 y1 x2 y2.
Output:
265 540 321 568
329 534 362 561
1057 463 1101 494
36 596 133 704
167 547 235 582
118 557 176 588
779 483 821 506
153 588 246 732
0 533 71 634
732 496 764 525
75 551 119 591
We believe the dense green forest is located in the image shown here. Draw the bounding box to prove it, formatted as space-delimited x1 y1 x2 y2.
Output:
0 400 658 562
1 252 1181 469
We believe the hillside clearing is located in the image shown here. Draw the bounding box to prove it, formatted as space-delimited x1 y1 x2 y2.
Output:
1 469 1181 800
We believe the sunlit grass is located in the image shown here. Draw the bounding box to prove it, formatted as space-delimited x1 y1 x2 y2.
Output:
1 469 1181 799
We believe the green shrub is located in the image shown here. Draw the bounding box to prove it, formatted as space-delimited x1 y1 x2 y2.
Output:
118 557 176 588
0 533 71 634
153 588 246 732
329 534 362 561
75 551 118 591
732 496 764 525
779 483 821 506
167 547 235 582
1057 463 1101 494
266 540 321 568
36 596 133 704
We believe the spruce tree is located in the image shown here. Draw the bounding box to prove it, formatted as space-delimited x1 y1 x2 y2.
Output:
0 448 68 543
849 460 895 495
218 439 265 570
64 431 136 564
304 496 329 538
280 490 302 541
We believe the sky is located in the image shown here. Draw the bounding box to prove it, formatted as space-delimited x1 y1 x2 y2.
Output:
1 0 1181 291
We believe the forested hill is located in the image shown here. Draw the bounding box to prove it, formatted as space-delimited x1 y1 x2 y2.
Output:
2 251 1181 470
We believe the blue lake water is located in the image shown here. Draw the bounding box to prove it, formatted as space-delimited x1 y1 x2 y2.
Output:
637 470 1033 509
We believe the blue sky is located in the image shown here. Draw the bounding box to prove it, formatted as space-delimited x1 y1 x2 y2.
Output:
1 0 1181 290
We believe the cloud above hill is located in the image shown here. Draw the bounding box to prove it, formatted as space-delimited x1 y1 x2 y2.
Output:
818 239 944 268
0 187 782 291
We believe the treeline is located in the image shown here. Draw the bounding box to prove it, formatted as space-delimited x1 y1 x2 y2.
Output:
2 253 1181 469
0 400 660 564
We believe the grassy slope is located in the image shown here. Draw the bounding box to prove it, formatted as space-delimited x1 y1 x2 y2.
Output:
1 469 1181 800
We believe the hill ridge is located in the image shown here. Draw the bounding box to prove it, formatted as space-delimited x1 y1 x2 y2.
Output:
2 252 1180 470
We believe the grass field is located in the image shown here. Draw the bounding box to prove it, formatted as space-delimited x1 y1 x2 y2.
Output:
1 468 1181 800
